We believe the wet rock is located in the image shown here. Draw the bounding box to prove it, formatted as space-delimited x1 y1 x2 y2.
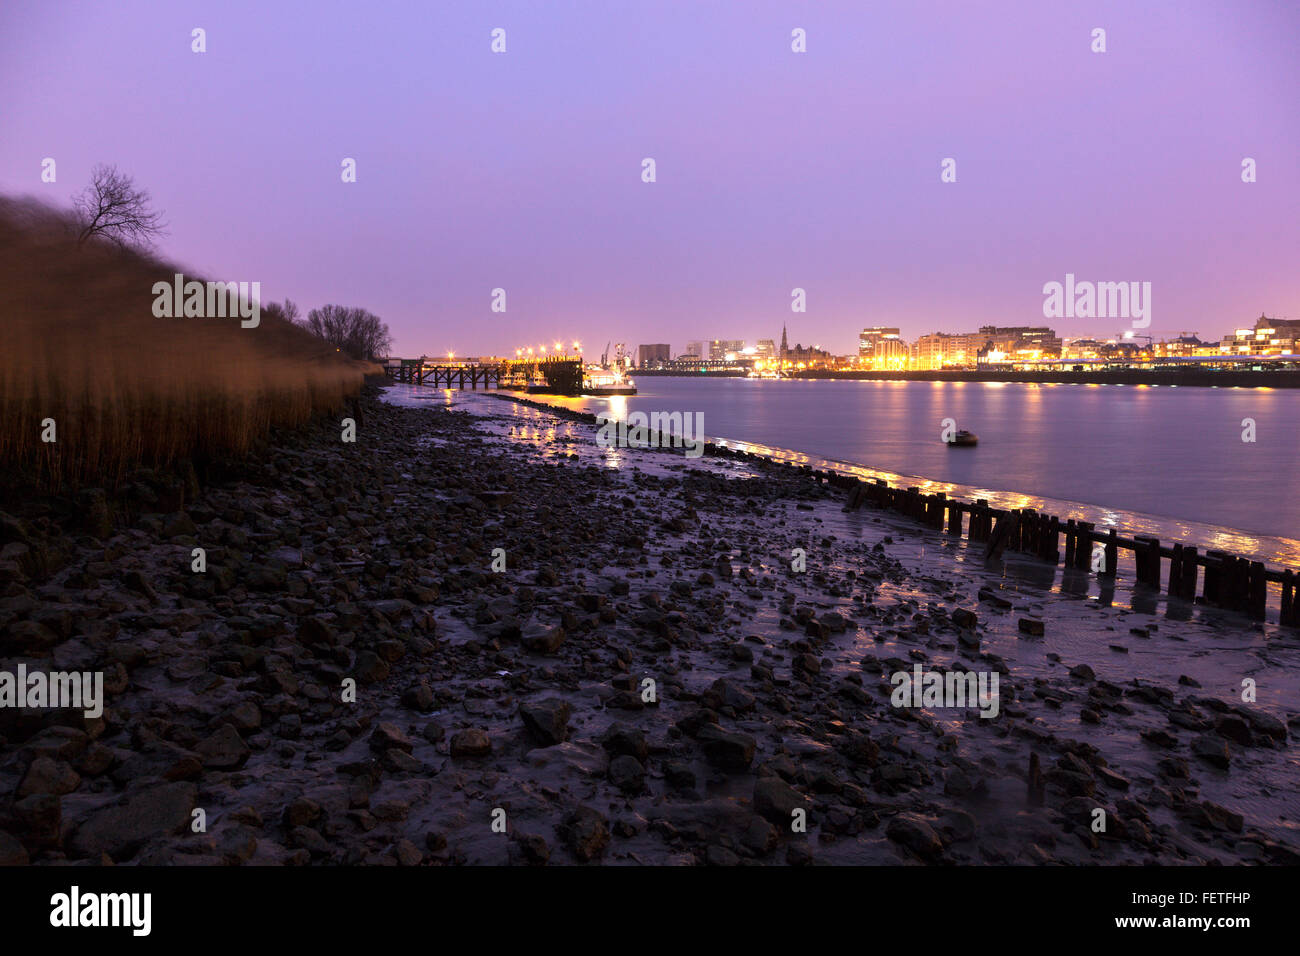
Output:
943 767 975 797
298 617 338 646
283 797 323 828
449 729 492 758
0 830 29 865
13 794 61 848
664 761 697 791
290 825 332 857
977 587 1012 609
600 724 648 762
951 609 977 629
1095 766 1130 790
515 832 551 865
886 813 943 860
753 776 807 825
741 815 779 856
1191 734 1230 769
122 569 158 603
1157 756 1190 779
1141 729 1177 749
521 623 566 654
1213 714 1252 746
1240 708 1287 744
608 755 646 793
222 700 262 732
1018 618 1045 637
353 651 390 684
703 677 756 714
519 699 571 746
70 782 197 860
6 619 59 652
1182 800 1243 833
393 839 423 866
18 757 80 798
558 806 609 862
195 724 251 769
369 722 414 754
401 682 435 712
697 724 756 771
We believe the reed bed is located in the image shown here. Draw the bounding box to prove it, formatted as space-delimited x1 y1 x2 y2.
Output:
0 197 372 491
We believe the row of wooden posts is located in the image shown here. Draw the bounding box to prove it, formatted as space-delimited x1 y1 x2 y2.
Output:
781 468 1300 628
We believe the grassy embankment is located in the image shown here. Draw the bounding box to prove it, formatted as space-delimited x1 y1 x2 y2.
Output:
0 197 375 493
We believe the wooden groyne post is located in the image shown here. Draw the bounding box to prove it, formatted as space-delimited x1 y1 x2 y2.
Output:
843 475 1293 627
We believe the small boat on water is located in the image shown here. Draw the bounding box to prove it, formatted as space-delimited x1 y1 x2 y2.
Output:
948 430 978 447
582 370 637 395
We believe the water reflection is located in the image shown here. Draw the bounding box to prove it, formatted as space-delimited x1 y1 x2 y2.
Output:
384 381 1300 568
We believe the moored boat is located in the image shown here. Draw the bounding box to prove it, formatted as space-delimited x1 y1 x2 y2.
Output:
582 370 637 395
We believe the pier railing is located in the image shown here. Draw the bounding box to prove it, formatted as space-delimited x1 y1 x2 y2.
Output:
384 357 582 393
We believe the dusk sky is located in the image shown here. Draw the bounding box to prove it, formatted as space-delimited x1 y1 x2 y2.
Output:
3 0 1297 357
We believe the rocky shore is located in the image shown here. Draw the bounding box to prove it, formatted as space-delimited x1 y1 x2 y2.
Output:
1 383 1296 866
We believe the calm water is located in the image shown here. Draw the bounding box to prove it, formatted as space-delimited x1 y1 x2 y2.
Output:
531 377 1300 566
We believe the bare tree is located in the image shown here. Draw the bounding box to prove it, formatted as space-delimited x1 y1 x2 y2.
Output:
261 298 301 325
300 304 392 360
73 164 166 249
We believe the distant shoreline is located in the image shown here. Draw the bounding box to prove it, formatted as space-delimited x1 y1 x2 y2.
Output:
632 368 1300 388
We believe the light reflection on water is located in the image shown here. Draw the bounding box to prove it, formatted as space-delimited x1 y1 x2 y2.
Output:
527 378 1300 568
383 381 1300 568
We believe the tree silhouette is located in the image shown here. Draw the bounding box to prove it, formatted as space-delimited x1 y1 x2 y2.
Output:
300 305 392 360
74 164 166 249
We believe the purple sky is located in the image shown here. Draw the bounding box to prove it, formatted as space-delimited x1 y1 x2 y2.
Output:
3 0 1297 357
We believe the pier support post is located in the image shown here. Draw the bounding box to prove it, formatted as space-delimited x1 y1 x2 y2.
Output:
1172 545 1198 600
1134 536 1161 588
1043 515 1061 564
947 502 963 536
1248 561 1267 621
1019 509 1034 553
985 510 1019 562
1103 529 1118 578
1074 522 1095 570
1282 571 1297 627
1203 551 1228 606
1227 555 1249 613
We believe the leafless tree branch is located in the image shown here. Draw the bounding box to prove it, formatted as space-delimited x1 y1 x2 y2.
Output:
74 164 167 250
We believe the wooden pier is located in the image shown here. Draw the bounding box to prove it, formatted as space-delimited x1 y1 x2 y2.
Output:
384 359 505 389
822 472 1298 627
384 357 583 394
